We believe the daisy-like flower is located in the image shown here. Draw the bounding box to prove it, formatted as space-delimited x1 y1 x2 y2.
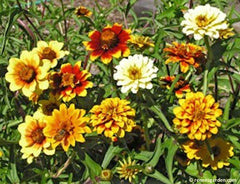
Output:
49 61 93 102
181 4 228 40
164 42 206 73
197 137 234 170
43 103 91 151
75 6 92 17
100 169 113 181
38 93 60 116
173 92 222 141
182 140 205 160
83 23 131 64
89 97 136 141
5 51 50 97
18 111 55 163
33 40 69 68
129 34 154 49
113 54 158 94
116 157 141 183
160 76 191 98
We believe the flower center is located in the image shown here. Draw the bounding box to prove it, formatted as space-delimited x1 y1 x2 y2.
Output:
19 65 36 83
100 30 118 50
193 110 205 121
61 73 75 87
128 67 142 80
54 129 69 141
195 15 210 27
31 128 45 144
212 146 221 157
50 73 62 88
42 47 57 60
44 103 59 116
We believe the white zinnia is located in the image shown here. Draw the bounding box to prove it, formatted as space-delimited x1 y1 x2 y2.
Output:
181 4 228 40
113 54 158 94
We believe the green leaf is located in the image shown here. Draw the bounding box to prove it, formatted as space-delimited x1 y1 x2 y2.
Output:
134 151 154 162
145 170 172 184
223 96 232 121
147 137 164 167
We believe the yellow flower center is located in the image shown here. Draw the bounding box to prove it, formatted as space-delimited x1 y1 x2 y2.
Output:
19 65 36 83
212 146 221 157
128 67 142 80
54 128 69 141
61 73 75 87
100 30 118 50
31 128 45 144
195 15 213 27
193 109 205 121
42 47 57 60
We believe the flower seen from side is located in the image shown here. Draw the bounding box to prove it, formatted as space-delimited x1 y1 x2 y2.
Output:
164 42 206 73
90 97 136 141
160 75 191 98
173 92 222 141
219 27 235 39
49 61 93 102
181 4 228 40
38 93 61 116
83 23 131 64
182 140 205 160
113 54 158 94
18 111 55 163
116 157 141 183
129 34 154 49
33 40 69 68
75 6 92 17
5 51 50 97
43 104 91 152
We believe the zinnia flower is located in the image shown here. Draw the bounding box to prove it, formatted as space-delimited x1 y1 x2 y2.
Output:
116 157 140 183
90 98 136 141
18 111 55 163
182 140 205 160
164 42 206 73
49 61 93 102
113 54 158 94
75 6 92 17
181 4 228 40
83 23 131 64
129 34 154 49
33 40 69 68
43 103 91 151
173 92 222 141
219 27 235 39
197 137 234 170
38 93 60 116
5 51 50 97
160 75 191 98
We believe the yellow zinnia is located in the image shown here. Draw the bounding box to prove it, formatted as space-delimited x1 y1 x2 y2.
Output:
5 51 50 97
129 34 154 49
173 92 222 141
33 40 69 68
43 103 91 151
18 111 55 164
90 98 136 141
38 93 60 116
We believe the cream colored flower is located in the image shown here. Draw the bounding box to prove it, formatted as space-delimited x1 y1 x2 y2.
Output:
181 4 228 40
113 54 158 93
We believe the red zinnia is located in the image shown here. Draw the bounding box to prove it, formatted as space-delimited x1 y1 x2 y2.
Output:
83 23 131 64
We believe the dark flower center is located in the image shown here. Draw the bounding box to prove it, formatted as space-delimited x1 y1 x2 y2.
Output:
77 7 89 16
50 73 62 88
42 47 57 60
19 65 36 83
54 129 69 141
100 30 118 50
212 146 221 157
44 103 59 116
31 128 45 144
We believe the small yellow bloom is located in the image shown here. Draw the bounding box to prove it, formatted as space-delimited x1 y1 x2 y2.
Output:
129 34 154 49
173 92 222 141
5 51 50 97
90 98 136 141
33 40 69 68
116 157 140 183
18 111 55 164
100 169 113 181
43 104 91 151
219 27 235 39
75 6 92 17
38 93 61 116
182 140 205 160
0 151 3 157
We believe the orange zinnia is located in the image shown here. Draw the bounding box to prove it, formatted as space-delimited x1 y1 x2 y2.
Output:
83 23 131 64
43 104 92 151
49 61 93 102
164 42 206 73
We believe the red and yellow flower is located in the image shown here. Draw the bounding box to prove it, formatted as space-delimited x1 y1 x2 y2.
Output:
49 61 93 102
83 23 131 64
33 40 69 68
90 98 136 141
43 104 91 151
18 111 55 163
5 51 50 97
173 92 222 140
160 75 191 98
75 6 92 17
164 42 206 73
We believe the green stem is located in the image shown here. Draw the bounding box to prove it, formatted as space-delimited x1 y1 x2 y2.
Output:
142 110 151 150
59 0 68 47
